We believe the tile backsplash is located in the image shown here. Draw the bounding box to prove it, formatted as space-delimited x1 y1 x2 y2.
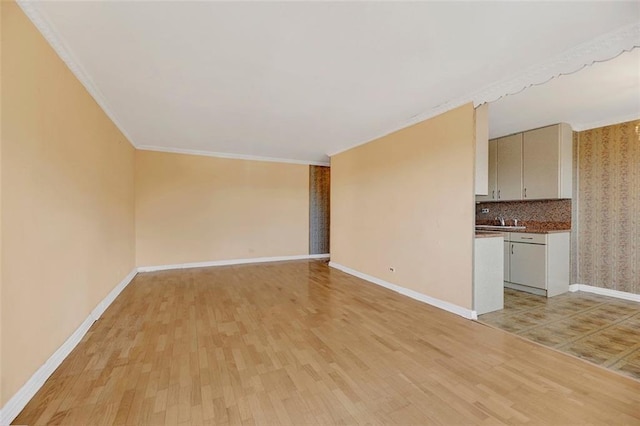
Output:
476 199 571 224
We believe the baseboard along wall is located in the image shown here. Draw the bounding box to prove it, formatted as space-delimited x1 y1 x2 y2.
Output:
0 268 138 426
137 254 330 272
569 283 640 303
0 253 331 425
329 261 477 320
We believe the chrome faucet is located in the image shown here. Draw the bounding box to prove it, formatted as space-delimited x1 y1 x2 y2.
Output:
496 216 506 226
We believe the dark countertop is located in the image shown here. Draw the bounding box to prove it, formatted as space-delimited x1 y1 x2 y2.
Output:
475 220 570 235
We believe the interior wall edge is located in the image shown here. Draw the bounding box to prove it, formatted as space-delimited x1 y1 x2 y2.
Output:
0 268 138 426
15 0 137 150
329 262 477 320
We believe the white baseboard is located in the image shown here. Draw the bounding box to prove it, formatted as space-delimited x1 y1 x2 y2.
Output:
569 283 640 303
137 254 330 273
505 281 547 297
328 262 477 320
0 268 138 426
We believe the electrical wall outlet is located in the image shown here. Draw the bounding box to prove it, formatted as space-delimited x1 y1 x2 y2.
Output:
481 208 489 214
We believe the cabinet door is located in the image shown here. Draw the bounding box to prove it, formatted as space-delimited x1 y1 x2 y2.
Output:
510 242 546 289
503 240 510 282
523 125 559 199
476 139 498 202
497 134 523 201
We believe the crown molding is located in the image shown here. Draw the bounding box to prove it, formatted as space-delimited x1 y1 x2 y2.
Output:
17 1 331 167
572 112 640 132
18 1 640 162
16 0 139 149
329 23 640 157
470 23 640 107
137 145 330 166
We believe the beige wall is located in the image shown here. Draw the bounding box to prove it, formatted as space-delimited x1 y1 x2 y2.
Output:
331 104 476 310
1 1 136 405
135 151 309 267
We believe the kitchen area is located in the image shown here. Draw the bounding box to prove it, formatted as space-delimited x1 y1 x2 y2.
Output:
473 111 640 380
474 122 573 316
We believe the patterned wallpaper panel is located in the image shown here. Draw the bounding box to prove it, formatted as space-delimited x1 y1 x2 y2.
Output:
574 120 640 294
309 166 330 255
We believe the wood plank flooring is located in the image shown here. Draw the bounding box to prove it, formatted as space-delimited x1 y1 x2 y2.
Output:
14 260 640 425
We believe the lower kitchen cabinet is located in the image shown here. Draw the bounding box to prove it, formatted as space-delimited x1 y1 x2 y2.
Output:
474 235 504 315
510 242 546 289
503 240 510 282
503 231 570 297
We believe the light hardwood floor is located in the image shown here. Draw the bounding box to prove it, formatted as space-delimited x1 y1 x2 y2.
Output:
14 260 640 425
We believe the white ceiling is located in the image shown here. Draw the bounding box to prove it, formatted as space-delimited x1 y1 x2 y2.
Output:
20 1 640 164
489 48 640 139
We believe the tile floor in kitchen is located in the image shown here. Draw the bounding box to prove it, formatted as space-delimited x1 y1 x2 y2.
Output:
479 288 640 381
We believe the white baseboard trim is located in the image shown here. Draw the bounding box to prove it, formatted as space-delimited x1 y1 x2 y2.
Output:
328 262 477 320
505 281 547 297
137 254 330 273
0 268 138 426
569 283 640 303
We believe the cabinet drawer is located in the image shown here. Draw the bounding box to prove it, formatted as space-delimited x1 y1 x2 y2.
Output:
510 233 546 244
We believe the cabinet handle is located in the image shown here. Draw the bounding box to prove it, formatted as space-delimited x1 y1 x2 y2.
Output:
521 237 533 240
492 190 495 199
498 190 501 199
511 244 514 255
524 188 527 198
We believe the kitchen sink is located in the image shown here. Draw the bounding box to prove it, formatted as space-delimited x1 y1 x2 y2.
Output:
475 225 526 230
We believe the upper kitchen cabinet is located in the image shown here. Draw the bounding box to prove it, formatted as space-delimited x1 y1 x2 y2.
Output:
496 133 523 201
523 123 572 199
476 123 573 202
474 104 490 196
476 138 497 201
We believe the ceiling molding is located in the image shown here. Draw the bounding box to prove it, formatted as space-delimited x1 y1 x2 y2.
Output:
16 0 139 149
571 112 640 132
329 22 640 157
470 23 640 107
19 0 639 162
137 145 331 167
17 0 332 167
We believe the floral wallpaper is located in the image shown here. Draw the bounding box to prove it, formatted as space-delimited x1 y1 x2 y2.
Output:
573 120 640 295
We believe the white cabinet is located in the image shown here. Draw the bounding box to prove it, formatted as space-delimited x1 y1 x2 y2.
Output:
503 240 510 282
474 235 504 315
510 242 546 289
476 139 497 202
496 134 523 201
475 103 490 195
476 123 572 202
503 232 570 297
523 123 573 199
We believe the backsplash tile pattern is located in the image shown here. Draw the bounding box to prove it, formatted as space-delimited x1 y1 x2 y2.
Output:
476 199 571 224
575 120 640 295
